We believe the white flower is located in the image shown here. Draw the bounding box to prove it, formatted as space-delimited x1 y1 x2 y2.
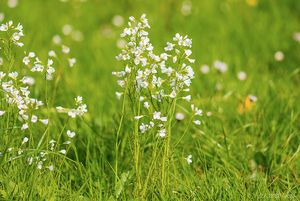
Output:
182 95 191 102
214 60 228 73
59 149 67 155
200 65 210 74
48 165 54 171
8 72 18 79
143 101 150 109
21 123 28 130
67 130 76 138
193 120 201 125
68 58 76 67
293 32 300 43
21 76 35 86
134 115 144 120
115 92 123 100
31 115 38 123
8 0 18 8
39 119 49 125
0 110 5 116
274 51 284 61
158 128 166 138
237 71 247 81
112 15 124 27
153 111 161 120
37 161 43 169
22 137 29 144
62 24 73 36
186 154 192 164
181 0 192 16
52 35 62 45
160 116 167 122
62 45 70 54
48 50 56 57
175 112 185 120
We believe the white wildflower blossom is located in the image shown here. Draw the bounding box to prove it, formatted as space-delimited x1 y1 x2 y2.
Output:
237 71 247 81
214 60 228 73
67 130 76 138
186 154 192 164
274 51 284 61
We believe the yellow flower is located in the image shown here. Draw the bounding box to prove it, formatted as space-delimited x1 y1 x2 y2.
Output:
246 0 258 7
238 95 257 113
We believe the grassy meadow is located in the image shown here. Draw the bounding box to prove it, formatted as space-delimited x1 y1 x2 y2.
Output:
0 0 299 200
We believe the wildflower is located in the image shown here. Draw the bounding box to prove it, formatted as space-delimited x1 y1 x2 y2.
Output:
62 45 70 54
182 95 191 102
22 137 29 144
115 92 123 100
112 15 124 27
143 101 150 109
175 112 185 120
8 0 18 8
158 128 166 138
21 123 28 130
206 111 212 116
237 71 247 81
0 110 5 116
68 58 76 67
48 50 56 57
134 115 144 120
56 96 87 118
59 149 67 155
48 165 54 171
274 51 284 61
52 35 62 45
200 65 210 74
21 76 35 86
238 95 257 113
31 115 38 123
214 60 228 73
193 120 201 125
153 111 161 120
66 130 76 138
37 161 43 169
62 24 73 36
186 155 192 164
181 0 192 16
293 32 300 43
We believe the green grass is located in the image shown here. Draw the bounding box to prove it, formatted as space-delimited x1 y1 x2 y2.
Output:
0 0 299 200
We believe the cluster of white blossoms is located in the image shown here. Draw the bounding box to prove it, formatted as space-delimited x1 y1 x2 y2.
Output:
51 24 81 68
0 21 24 47
0 71 48 130
113 14 202 138
200 60 228 74
56 96 88 118
0 19 87 171
23 52 56 80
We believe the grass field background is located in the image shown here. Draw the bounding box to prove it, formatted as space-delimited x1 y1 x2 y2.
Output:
0 0 299 200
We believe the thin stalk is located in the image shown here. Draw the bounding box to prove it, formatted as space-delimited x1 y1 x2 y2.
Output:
115 84 129 193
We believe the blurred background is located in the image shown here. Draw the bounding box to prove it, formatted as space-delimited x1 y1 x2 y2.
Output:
0 0 299 198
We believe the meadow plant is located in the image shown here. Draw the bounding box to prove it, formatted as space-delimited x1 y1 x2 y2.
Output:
113 14 202 197
0 20 87 179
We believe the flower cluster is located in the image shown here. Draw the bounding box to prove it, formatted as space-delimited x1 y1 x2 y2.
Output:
23 52 56 80
0 19 87 172
0 72 48 130
0 21 24 47
113 14 201 139
56 96 88 118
